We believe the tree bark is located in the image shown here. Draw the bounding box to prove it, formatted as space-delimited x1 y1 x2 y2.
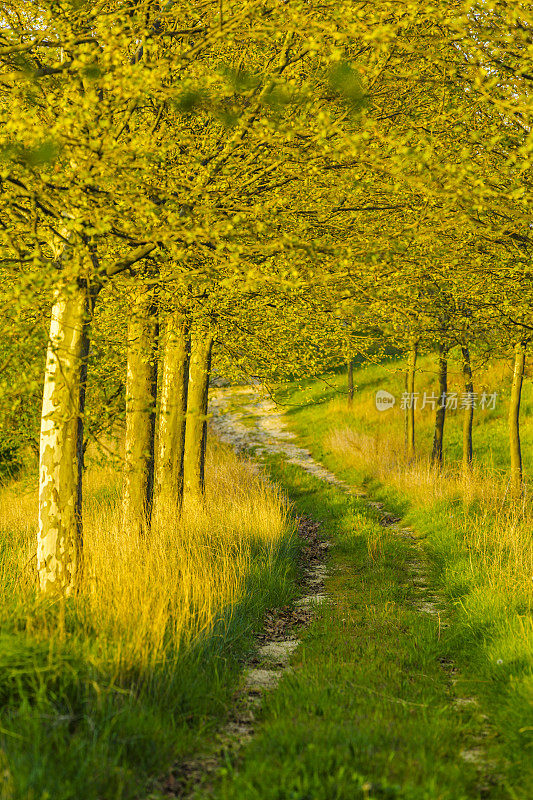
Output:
461 344 474 472
153 311 190 523
122 287 158 535
183 333 214 499
405 338 418 461
347 357 354 406
37 279 96 595
509 340 526 498
431 344 448 467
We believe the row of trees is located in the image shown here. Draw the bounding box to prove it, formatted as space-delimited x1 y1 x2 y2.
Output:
0 0 531 595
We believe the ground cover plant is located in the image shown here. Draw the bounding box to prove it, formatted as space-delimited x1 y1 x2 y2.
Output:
0 1 531 797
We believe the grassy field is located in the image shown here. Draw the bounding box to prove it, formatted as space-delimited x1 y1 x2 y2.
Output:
263 353 533 794
0 441 297 800
214 457 515 799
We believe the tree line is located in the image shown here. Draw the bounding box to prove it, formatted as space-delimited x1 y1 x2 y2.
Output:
0 0 531 595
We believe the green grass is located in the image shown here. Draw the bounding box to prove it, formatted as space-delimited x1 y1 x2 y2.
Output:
277 353 533 477
234 355 532 796
0 445 298 800
211 457 516 799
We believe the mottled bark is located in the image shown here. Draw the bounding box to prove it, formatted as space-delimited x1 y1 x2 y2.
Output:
431 344 448 467
347 358 354 406
405 338 418 461
509 341 526 498
153 312 190 523
183 333 214 499
461 345 474 472
38 280 95 595
122 288 158 535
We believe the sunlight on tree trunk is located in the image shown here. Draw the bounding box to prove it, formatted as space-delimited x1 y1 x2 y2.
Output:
153 312 190 524
184 333 214 500
347 357 354 406
38 280 93 595
431 345 448 467
461 345 474 473
509 340 526 499
122 287 158 535
405 338 418 462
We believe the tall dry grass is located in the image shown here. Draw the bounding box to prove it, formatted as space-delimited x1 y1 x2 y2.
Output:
324 425 533 598
0 438 294 670
0 438 296 798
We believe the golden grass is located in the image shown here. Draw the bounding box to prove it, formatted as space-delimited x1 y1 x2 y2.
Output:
324 426 533 597
0 439 293 670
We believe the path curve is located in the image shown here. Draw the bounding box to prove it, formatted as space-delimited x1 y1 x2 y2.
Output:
208 385 497 780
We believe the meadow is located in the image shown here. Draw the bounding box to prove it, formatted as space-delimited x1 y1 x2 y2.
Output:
273 353 533 790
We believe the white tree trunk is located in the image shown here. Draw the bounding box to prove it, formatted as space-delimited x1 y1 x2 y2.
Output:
509 340 526 498
38 281 90 595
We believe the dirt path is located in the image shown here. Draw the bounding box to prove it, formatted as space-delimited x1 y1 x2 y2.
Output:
209 386 358 493
150 387 501 798
210 387 444 620
207 386 498 789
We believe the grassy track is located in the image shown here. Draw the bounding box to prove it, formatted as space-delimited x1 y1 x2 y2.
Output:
204 359 532 799
209 456 507 799
275 360 533 796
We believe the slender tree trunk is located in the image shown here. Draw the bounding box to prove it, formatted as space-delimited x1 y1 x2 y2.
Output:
347 357 354 406
153 312 190 523
38 280 96 595
509 340 526 498
405 338 418 461
184 333 214 499
431 344 448 467
122 287 158 535
461 344 474 472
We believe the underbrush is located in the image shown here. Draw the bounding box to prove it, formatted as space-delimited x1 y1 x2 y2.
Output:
0 440 297 800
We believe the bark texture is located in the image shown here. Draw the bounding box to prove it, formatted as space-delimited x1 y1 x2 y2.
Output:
509 340 526 498
122 288 158 535
461 345 474 472
153 312 190 522
431 344 448 466
405 338 418 461
183 333 214 499
38 280 94 595
347 358 354 406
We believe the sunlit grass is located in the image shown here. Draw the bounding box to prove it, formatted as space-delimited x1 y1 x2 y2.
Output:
278 357 533 789
324 424 532 602
0 438 296 799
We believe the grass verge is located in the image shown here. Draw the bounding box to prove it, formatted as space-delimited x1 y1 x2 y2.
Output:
213 456 512 800
0 440 297 800
265 358 532 796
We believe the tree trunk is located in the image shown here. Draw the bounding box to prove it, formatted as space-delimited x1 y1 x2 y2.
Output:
509 340 526 498
183 333 214 499
405 338 418 461
122 287 158 535
431 344 448 467
38 280 96 595
153 312 190 523
461 344 474 472
347 357 354 406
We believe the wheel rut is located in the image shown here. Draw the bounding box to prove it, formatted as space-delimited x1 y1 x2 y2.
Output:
149 386 500 798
